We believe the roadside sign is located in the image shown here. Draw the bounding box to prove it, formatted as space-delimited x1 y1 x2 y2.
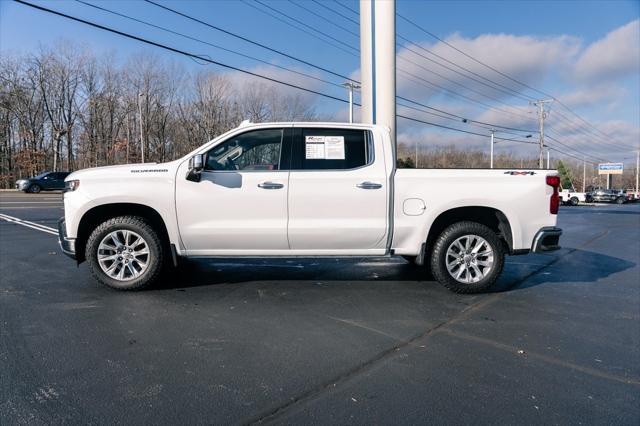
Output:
598 163 624 175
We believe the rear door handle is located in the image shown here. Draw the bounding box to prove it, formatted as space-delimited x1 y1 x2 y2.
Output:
258 181 284 189
356 181 382 189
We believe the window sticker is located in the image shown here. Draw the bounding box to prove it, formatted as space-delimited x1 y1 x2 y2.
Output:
305 136 326 159
324 136 345 160
305 135 345 160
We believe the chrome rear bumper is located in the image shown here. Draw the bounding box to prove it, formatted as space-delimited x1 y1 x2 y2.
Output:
532 227 562 253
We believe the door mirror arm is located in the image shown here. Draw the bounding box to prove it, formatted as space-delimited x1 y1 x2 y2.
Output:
186 154 204 182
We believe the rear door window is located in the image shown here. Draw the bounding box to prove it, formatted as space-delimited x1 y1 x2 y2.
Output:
291 128 371 170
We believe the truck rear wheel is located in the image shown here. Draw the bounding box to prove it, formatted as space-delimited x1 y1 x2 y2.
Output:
85 216 164 290
430 221 505 294
570 196 579 206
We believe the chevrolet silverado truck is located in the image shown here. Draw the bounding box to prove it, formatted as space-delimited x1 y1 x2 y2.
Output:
59 122 562 293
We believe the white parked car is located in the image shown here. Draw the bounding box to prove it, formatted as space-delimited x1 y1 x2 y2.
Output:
59 122 562 294
559 187 588 206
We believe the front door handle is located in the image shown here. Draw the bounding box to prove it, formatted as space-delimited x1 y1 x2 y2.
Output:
356 181 382 190
258 181 284 189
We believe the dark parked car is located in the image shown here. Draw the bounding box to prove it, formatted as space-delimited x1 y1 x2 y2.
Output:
590 189 627 204
15 171 70 193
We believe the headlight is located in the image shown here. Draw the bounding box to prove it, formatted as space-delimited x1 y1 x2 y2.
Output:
65 180 80 192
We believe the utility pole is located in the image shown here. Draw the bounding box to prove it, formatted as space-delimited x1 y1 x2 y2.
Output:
342 82 361 123
490 130 495 169
138 92 145 163
530 99 553 169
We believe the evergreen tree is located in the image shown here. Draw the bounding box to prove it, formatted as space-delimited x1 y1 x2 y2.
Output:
556 160 574 189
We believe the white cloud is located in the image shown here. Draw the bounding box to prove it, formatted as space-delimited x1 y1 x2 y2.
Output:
574 20 640 82
397 33 580 103
557 84 627 109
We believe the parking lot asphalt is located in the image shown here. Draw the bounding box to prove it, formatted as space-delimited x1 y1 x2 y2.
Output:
1 192 639 425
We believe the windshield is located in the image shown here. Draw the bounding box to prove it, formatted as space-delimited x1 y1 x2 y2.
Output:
33 172 49 179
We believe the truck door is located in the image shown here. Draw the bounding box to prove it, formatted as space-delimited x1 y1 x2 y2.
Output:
286 127 389 254
175 127 292 255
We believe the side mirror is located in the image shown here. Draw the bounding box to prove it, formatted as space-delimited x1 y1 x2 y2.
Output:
186 154 204 182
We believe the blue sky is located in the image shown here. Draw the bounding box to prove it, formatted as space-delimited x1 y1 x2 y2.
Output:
1 0 639 162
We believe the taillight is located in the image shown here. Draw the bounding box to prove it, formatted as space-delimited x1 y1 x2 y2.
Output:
546 176 560 214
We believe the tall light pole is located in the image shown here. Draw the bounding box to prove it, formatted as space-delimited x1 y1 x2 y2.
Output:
546 149 550 169
138 92 145 163
583 157 586 193
530 99 553 169
490 130 495 169
490 131 531 169
636 150 639 198
342 82 361 123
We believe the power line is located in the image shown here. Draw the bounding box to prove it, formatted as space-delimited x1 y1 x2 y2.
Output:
332 0 358 16
547 145 598 165
312 0 359 26
397 114 538 144
144 0 358 83
19 0 621 164
252 0 359 53
545 134 607 162
397 68 535 123
397 53 532 115
15 0 352 105
320 6 537 104
397 13 549 99
241 0 358 57
397 37 533 103
74 0 345 89
397 96 537 134
397 12 634 149
548 109 631 152
287 0 359 38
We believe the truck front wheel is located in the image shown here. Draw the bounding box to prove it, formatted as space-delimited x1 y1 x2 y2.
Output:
430 221 505 294
85 216 165 290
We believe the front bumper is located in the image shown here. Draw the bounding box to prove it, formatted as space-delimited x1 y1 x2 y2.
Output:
532 227 562 253
58 218 76 260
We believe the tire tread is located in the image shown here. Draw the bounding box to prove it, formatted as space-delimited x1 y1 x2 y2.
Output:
430 221 505 294
85 215 164 290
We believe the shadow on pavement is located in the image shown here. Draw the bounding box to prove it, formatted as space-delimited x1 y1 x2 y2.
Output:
515 248 636 290
155 248 635 293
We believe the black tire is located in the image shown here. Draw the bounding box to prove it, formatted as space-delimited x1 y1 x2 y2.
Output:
615 197 625 204
570 197 579 206
430 221 505 294
85 216 165 290
28 184 41 193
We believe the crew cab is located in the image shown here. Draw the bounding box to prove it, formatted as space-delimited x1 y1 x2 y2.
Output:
59 122 562 293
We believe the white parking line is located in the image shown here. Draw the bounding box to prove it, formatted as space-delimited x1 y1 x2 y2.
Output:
0 213 58 235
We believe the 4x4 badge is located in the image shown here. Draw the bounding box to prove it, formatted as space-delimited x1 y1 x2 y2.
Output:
504 171 536 175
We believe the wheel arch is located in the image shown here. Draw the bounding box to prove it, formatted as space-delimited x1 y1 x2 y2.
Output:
423 206 515 260
75 203 171 263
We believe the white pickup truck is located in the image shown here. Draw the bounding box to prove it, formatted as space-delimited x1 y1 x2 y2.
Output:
59 122 562 293
559 187 588 206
